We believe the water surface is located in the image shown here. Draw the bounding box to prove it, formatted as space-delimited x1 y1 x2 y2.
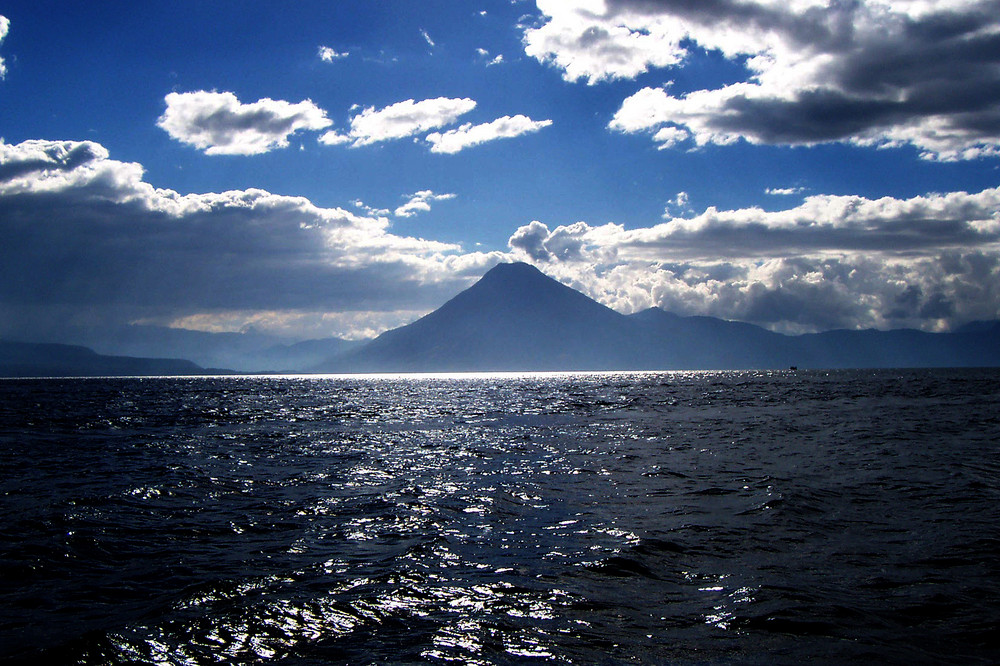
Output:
1 369 998 664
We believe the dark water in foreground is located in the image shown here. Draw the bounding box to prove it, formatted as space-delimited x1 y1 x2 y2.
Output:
1 369 999 665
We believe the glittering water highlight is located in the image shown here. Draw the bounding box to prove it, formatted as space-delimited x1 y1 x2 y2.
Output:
1 369 999 664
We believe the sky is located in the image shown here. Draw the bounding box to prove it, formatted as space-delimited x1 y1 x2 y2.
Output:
2 0 1000 341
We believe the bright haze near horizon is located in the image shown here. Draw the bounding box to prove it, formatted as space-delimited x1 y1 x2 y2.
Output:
1 0 1000 343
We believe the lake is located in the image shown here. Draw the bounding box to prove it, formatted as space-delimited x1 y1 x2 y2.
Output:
1 369 998 664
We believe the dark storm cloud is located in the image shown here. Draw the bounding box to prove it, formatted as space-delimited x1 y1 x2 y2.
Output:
0 197 442 311
704 16 1000 148
711 90 905 145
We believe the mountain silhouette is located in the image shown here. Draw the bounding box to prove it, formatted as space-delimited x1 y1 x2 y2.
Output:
323 262 638 371
627 307 795 369
317 262 1000 372
0 341 209 377
7 262 997 375
46 324 360 372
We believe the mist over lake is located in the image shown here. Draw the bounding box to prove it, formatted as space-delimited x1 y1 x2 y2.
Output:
2 370 998 664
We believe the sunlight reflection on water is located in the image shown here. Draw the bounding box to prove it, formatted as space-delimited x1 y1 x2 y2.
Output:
1 369 999 663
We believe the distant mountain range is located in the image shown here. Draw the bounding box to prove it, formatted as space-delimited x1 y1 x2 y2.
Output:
3 261 998 376
315 262 1000 372
54 324 363 372
0 341 208 377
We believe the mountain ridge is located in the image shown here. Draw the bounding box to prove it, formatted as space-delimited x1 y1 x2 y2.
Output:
3 262 998 375
325 262 639 371
39 324 361 373
316 262 1000 372
0 340 211 377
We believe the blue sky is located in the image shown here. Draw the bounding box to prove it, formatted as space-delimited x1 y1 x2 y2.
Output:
2 0 1000 340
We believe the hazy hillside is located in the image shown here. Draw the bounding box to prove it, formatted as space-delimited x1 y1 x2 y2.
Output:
48 325 361 373
0 341 207 377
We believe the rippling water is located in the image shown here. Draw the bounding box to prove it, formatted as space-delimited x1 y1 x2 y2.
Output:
1 369 999 664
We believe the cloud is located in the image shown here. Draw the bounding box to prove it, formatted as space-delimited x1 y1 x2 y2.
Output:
351 199 391 217
3 140 998 339
508 220 554 261
320 97 477 147
767 186 806 196
319 99 549 154
507 186 1000 331
0 139 503 340
638 190 1000 258
662 191 691 218
317 131 352 146
477 48 505 66
523 0 687 84
394 190 457 218
425 115 553 153
0 15 9 79
651 125 689 149
527 0 1000 160
154 308 427 341
158 91 332 155
516 189 1000 261
0 139 105 182
318 46 349 62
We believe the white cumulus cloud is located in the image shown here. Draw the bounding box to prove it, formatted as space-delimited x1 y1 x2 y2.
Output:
523 0 687 84
318 46 349 62
426 115 553 153
320 97 477 147
158 91 332 155
476 47 505 66
0 15 9 79
351 199 391 218
662 191 693 218
507 185 1000 332
527 0 1000 160
394 190 457 218
767 186 806 196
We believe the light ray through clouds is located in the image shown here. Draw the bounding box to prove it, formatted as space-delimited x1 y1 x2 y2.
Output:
0 1 998 340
